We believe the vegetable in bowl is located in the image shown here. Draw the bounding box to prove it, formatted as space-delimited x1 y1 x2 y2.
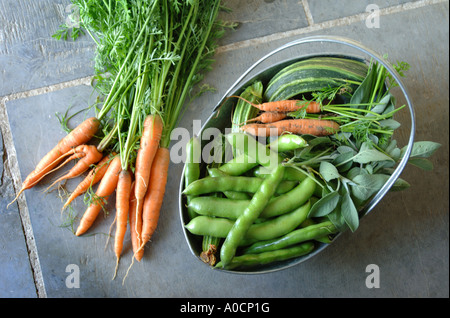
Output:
180 51 441 273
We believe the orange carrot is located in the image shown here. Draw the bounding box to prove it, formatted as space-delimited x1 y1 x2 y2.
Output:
75 156 121 236
136 147 170 254
133 114 163 239
113 169 132 278
8 117 100 207
230 95 321 113
128 182 144 262
45 145 103 192
243 112 287 124
241 119 340 137
62 153 114 210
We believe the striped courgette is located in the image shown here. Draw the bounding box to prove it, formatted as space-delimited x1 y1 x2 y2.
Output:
264 56 369 102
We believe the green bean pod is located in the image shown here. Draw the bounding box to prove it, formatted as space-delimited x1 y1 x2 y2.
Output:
185 200 311 244
253 165 307 182
184 136 201 220
207 167 250 200
260 175 316 218
220 165 285 267
300 218 334 244
225 132 283 170
242 221 338 254
183 176 297 196
218 153 259 176
215 242 315 270
269 134 308 152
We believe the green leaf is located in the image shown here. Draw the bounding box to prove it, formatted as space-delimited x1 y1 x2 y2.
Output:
353 142 394 164
391 177 411 191
378 119 401 129
308 191 341 218
320 161 340 182
367 93 392 115
341 191 359 232
402 141 442 158
327 206 348 232
408 158 434 170
350 173 389 201
350 64 377 105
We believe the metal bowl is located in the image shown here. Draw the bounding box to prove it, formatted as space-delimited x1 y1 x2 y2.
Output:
178 35 416 274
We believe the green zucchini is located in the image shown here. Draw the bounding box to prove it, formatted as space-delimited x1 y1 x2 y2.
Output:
264 56 369 102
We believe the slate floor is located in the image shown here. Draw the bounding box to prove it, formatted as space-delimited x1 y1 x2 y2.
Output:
0 0 448 298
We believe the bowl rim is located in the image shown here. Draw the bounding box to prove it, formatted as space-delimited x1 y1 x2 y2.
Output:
178 35 416 274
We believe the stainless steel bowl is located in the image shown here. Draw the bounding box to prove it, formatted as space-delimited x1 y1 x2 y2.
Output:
178 35 416 274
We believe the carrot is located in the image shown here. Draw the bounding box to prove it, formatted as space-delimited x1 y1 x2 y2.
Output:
229 95 321 113
62 153 114 210
8 117 100 207
133 114 163 240
113 169 132 279
45 145 103 192
243 111 287 124
241 119 340 137
137 147 170 253
128 182 144 262
75 156 121 236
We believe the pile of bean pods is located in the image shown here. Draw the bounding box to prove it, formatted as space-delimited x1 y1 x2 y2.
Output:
182 132 339 270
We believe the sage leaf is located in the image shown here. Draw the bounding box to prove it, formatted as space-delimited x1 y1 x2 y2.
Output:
341 191 359 232
320 161 340 182
402 141 441 158
353 142 394 164
367 93 391 116
391 177 411 191
378 118 401 129
327 206 348 232
308 191 341 218
350 173 389 201
407 158 434 170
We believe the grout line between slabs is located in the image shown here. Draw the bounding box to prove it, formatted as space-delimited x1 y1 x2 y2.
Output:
301 0 315 26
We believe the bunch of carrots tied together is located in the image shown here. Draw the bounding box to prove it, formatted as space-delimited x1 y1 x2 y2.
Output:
8 0 232 278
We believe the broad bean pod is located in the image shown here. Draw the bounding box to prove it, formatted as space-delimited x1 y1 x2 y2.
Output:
183 176 297 196
218 153 259 176
242 220 338 254
215 242 315 270
184 137 201 220
185 200 311 244
220 165 285 267
268 134 308 152
260 175 316 218
225 132 283 170
253 165 307 182
207 167 250 200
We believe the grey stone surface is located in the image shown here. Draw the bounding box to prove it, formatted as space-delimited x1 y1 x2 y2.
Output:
1 0 448 299
0 130 37 298
308 0 415 23
0 0 95 96
217 0 309 45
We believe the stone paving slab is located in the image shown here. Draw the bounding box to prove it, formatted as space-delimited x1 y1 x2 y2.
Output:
307 0 414 23
0 0 96 96
0 131 37 298
1 0 449 298
217 0 309 45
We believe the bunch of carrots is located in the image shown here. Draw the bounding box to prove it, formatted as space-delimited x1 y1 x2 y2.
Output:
9 0 227 278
